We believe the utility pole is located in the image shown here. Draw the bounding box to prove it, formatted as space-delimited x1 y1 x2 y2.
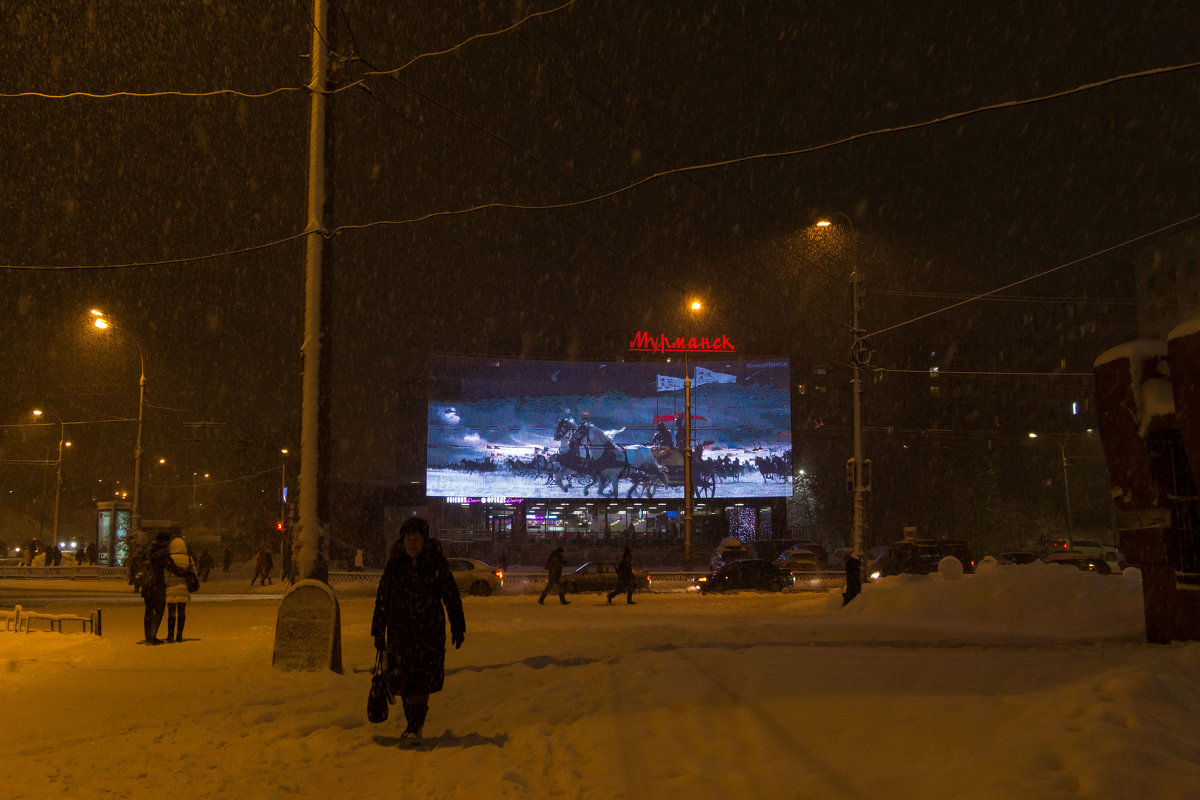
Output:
683 351 694 572
298 0 329 581
850 262 865 562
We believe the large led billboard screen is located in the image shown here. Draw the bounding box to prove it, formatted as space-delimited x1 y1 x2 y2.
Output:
428 355 791 499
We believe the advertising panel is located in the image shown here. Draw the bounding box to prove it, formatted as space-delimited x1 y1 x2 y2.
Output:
427 355 791 499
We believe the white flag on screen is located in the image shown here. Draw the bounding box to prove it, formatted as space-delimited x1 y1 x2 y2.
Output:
694 367 736 387
657 375 685 392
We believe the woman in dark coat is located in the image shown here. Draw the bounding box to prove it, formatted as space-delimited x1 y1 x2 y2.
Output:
371 517 465 744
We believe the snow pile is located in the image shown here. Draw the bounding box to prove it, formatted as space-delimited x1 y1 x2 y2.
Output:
833 560 1146 639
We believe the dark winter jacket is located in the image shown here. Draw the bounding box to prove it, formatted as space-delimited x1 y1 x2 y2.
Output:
545 548 564 582
143 541 189 598
370 541 465 696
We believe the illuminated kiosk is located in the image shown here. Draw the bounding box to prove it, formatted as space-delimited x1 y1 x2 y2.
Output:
94 501 132 567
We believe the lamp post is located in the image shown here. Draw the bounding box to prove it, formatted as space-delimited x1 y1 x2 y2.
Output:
682 298 703 572
91 310 147 533
279 449 290 577
192 472 209 509
1058 441 1073 544
32 409 66 548
816 216 866 563
1030 432 1074 546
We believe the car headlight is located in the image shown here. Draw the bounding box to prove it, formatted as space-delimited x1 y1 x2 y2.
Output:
869 571 881 581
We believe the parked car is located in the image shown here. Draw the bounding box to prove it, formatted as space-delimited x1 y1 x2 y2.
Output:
447 558 504 596
783 541 829 565
868 539 976 580
562 560 651 594
1042 551 1113 575
710 536 753 571
1100 549 1127 574
774 548 821 576
695 559 791 594
998 550 1040 565
829 547 856 571
775 549 830 591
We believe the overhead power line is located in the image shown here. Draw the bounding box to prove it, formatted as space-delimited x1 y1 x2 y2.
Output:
1 61 1198 272
0 1 576 100
866 211 1200 339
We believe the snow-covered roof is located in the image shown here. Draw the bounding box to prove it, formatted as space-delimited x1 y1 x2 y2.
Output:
1169 316 1200 343
1093 339 1168 370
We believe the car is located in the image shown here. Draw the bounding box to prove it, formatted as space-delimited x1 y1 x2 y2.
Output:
447 558 504 596
868 539 976 580
1100 549 1127 574
562 560 651 594
775 549 831 591
710 537 753 571
774 548 821 577
829 547 857 571
695 559 791 594
998 550 1040 565
1042 551 1113 575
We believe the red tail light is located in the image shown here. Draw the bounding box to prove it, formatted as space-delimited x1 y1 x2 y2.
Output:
494 569 504 580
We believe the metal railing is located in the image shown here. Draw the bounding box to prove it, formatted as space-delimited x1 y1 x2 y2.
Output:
0 566 127 581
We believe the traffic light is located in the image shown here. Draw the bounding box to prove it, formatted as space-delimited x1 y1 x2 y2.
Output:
845 459 855 492
275 520 284 532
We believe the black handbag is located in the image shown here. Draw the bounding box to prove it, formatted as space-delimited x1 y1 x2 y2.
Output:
367 650 392 723
186 570 200 592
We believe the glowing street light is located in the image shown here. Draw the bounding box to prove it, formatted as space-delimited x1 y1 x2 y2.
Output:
682 298 704 571
815 215 867 575
90 310 147 533
32 409 67 548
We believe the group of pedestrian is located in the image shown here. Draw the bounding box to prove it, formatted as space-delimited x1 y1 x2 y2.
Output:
538 544 638 606
132 530 197 645
250 548 275 586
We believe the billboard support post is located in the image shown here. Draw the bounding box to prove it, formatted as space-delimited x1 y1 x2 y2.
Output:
683 351 694 572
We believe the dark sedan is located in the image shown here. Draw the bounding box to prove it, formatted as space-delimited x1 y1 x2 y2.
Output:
695 559 791 594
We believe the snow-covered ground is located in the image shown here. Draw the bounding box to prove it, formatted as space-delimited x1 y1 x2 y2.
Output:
3 561 1200 799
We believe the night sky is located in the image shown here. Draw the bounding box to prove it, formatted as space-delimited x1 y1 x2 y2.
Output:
2 1 1198 535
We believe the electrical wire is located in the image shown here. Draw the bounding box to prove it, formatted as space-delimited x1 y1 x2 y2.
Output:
2 62 1197 272
0 2 574 100
0 230 310 271
330 1 577 95
866 210 1200 339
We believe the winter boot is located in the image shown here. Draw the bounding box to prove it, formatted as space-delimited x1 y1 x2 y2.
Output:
401 700 428 744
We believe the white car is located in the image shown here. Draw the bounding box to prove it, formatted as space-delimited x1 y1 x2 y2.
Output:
447 558 504 596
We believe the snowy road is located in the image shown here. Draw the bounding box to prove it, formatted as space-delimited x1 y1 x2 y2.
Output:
3 566 1199 800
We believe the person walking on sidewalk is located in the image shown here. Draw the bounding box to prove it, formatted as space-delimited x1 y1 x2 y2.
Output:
370 517 465 745
607 545 637 605
538 546 569 605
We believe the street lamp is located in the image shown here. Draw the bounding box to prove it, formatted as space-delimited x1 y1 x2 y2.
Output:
682 299 703 572
816 215 867 565
1029 432 1074 546
90 309 147 533
32 409 67 548
192 472 210 509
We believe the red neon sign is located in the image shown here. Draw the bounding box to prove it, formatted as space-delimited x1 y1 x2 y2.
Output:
628 331 736 354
